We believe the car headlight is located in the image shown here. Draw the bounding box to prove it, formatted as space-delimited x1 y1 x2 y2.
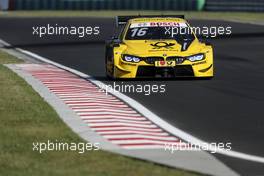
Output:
122 55 141 63
187 54 204 62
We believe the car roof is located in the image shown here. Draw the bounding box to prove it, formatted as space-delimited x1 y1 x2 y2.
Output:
129 17 186 23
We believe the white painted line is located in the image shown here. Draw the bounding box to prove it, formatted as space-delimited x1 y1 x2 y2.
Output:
0 38 11 47
12 44 264 163
76 112 140 116
44 82 94 86
61 96 117 100
81 116 147 121
58 94 111 98
62 98 120 102
71 106 131 111
88 122 157 128
97 131 169 136
68 103 128 108
84 119 151 124
110 140 179 145
103 134 177 140
122 146 163 149
65 100 125 104
76 108 135 112
121 145 166 149
50 89 99 92
43 81 92 84
93 127 163 132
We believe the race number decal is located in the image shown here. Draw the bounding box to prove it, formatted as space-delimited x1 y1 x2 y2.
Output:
130 28 148 37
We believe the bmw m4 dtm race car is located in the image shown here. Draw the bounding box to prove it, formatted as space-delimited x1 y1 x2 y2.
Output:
105 15 213 79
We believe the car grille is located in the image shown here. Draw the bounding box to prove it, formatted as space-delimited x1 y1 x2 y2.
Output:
142 57 164 64
136 65 194 77
142 56 186 65
166 56 186 64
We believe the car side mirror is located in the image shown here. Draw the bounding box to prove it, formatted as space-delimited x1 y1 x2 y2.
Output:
111 36 119 40
111 36 121 47
198 36 211 45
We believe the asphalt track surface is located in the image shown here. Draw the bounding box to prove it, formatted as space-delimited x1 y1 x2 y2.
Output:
0 17 264 175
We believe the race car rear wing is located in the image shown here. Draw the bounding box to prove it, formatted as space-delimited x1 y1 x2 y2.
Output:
116 15 185 26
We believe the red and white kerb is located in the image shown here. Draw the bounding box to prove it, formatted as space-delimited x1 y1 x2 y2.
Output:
17 64 183 149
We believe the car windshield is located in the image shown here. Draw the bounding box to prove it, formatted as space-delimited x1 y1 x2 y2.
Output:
125 25 195 41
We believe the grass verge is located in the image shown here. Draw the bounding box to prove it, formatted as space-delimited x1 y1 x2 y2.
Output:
0 10 264 23
0 49 200 176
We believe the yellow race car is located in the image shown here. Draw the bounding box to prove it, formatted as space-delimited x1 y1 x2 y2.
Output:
105 15 213 79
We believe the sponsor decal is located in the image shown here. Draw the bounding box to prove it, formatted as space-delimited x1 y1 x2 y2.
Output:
160 61 166 66
155 60 176 67
150 42 175 49
167 61 175 66
149 49 177 52
130 22 187 28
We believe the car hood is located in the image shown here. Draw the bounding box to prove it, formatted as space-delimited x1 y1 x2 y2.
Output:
123 39 203 56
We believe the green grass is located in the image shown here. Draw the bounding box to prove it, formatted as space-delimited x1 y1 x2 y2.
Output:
0 10 264 22
0 49 200 176
0 50 23 64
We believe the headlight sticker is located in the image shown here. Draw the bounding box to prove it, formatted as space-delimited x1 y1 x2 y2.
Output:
187 54 204 62
122 55 141 63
